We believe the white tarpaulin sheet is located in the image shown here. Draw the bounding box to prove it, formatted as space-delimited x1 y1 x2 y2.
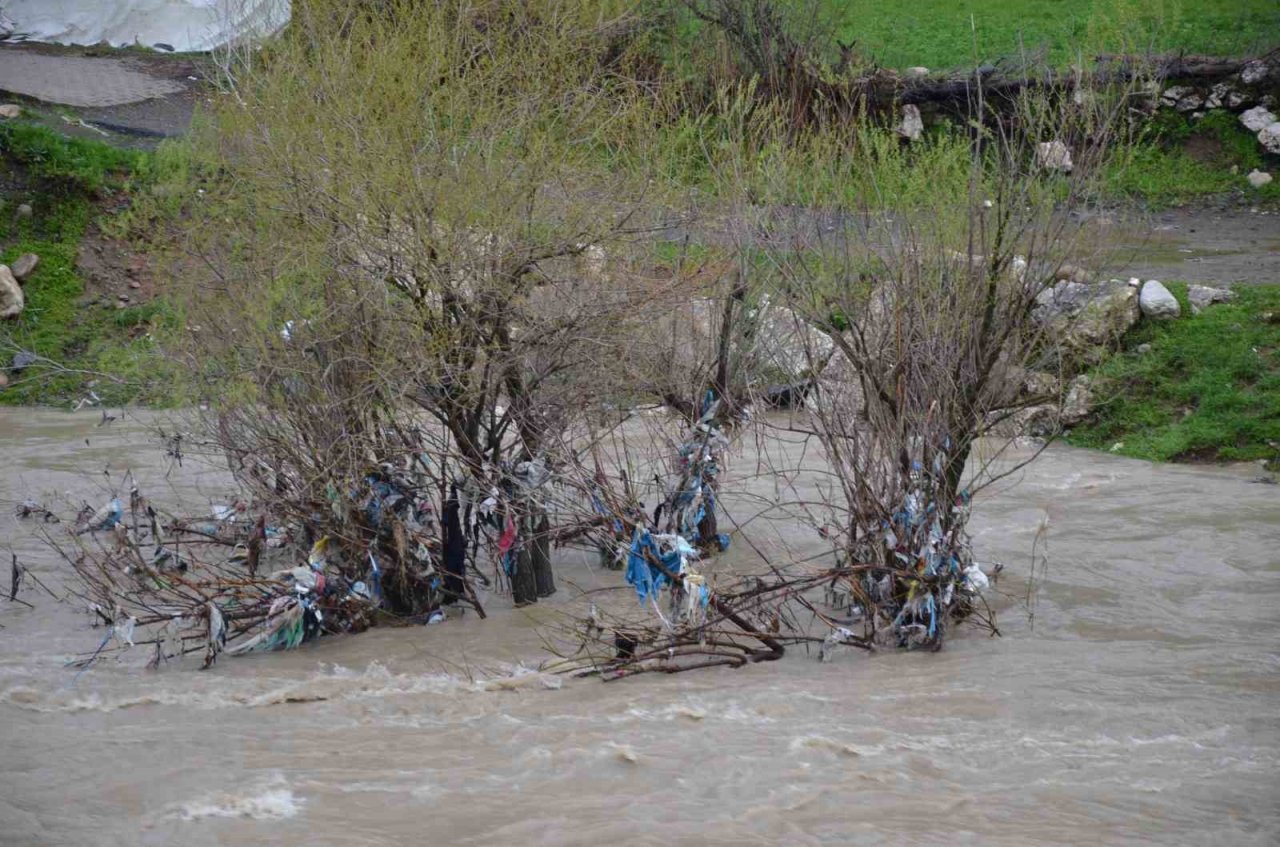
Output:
0 0 289 53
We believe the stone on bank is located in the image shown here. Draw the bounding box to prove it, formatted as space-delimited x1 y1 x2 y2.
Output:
10 252 38 282
1139 280 1180 320
1187 284 1236 315
0 265 23 319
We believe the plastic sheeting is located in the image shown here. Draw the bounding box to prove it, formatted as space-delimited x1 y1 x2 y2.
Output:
0 0 289 53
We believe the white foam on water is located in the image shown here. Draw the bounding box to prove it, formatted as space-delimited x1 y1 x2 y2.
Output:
0 660 565 713
788 734 880 757
166 775 302 822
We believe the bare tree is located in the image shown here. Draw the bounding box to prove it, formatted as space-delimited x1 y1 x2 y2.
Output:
548 77 1140 676
171 0 686 612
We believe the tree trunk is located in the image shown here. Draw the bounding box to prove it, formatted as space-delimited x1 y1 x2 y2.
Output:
531 512 556 597
510 542 538 607
697 492 719 549
440 487 468 606
939 435 973 526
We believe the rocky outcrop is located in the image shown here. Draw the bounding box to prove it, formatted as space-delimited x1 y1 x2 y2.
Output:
0 265 24 319
1187 284 1236 315
1033 278 1141 365
1139 280 1180 320
1142 57 1280 157
1012 279 1170 434
1149 57 1274 121
750 297 834 381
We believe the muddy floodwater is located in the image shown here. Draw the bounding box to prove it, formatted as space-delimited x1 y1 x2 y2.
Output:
1 408 1277 846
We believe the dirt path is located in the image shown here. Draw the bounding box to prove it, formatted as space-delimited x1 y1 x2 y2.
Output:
682 204 1280 287
0 43 207 148
1100 207 1280 287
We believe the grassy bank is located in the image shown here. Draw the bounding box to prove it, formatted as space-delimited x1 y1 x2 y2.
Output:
1106 110 1280 208
660 2 1280 208
1068 283 1280 466
668 0 1279 74
813 0 1279 71
1 0 1277 415
0 122 179 406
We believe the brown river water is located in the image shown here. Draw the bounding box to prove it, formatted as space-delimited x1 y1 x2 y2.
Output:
1 408 1277 846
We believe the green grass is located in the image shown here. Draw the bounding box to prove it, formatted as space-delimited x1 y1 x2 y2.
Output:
0 123 180 406
818 0 1279 70
1068 283 1280 464
0 121 140 193
1104 110 1280 207
671 0 1279 74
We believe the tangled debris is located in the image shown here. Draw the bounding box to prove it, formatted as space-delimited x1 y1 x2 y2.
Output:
547 436 1001 680
21 402 998 678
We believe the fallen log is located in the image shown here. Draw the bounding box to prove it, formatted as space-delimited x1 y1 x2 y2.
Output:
745 48 1278 124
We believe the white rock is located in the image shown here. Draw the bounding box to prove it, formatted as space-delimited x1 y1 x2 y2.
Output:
1036 140 1073 172
1240 106 1276 132
1139 280 1180 320
1160 86 1189 106
1241 60 1270 86
0 265 23 319
1248 169 1273 188
905 67 930 78
1187 284 1236 315
897 104 924 140
0 104 19 119
1259 123 1280 155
